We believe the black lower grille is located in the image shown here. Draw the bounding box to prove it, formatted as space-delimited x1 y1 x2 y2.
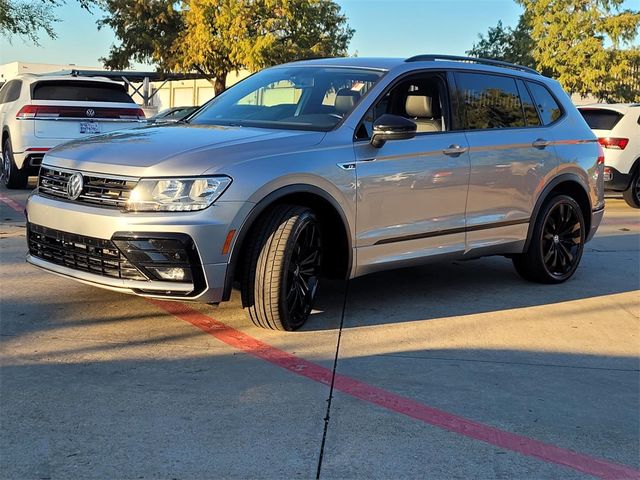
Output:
28 223 147 281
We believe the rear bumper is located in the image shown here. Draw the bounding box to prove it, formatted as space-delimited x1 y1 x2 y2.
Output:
604 166 632 192
587 206 604 243
14 150 49 174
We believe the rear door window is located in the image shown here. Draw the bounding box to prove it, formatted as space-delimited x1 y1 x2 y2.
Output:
527 82 562 125
578 108 624 131
454 72 525 129
32 80 134 103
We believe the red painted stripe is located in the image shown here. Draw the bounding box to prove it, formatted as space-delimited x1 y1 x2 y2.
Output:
149 299 640 480
8 190 637 478
0 194 25 214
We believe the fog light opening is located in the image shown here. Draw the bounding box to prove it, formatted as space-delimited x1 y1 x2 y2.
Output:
149 267 190 282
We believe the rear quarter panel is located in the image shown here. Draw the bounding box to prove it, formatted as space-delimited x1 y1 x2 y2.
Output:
547 82 603 211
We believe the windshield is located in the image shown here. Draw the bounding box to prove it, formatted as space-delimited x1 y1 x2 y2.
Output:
189 66 385 131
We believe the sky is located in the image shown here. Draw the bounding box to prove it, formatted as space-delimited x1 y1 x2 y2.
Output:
1 0 638 68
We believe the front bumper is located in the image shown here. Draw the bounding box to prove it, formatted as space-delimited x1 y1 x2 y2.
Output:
25 193 250 303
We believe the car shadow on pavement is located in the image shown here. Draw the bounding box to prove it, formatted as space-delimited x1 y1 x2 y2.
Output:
305 232 639 331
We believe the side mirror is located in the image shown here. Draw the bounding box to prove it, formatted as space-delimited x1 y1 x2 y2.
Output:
371 114 417 148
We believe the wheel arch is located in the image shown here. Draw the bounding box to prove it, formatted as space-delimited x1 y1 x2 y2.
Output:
523 174 592 252
223 184 353 301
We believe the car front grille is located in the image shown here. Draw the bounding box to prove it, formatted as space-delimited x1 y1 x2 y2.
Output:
38 166 138 209
27 223 147 281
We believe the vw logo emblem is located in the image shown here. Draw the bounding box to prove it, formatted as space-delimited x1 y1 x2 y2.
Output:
67 172 84 200
86 109 95 117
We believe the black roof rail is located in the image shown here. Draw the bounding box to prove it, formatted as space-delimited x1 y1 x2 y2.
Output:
405 54 540 75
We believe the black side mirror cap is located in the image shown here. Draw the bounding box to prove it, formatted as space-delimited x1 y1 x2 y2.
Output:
371 114 417 148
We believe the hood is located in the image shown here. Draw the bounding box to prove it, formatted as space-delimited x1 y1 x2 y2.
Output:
44 124 326 177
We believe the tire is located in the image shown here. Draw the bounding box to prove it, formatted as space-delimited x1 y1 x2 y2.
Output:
513 194 585 284
241 204 322 331
2 137 28 189
622 170 640 209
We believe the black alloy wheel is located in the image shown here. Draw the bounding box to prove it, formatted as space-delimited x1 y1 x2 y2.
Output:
284 220 322 327
540 201 583 279
242 204 323 330
512 195 585 283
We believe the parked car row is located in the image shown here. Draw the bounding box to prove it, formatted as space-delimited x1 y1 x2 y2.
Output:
20 55 607 331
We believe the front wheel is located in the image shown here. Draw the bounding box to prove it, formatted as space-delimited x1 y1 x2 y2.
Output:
622 170 640 209
242 205 322 330
513 195 585 283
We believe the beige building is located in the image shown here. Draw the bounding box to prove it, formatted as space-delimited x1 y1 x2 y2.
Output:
150 71 251 111
0 61 250 114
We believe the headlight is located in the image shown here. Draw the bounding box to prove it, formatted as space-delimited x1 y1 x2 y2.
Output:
125 176 232 212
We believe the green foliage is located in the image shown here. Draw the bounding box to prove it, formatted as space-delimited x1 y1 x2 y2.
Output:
97 0 183 71
0 0 94 44
466 15 536 69
101 0 354 94
517 0 640 102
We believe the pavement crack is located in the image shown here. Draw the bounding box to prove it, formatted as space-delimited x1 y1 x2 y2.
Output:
377 353 640 372
315 280 349 480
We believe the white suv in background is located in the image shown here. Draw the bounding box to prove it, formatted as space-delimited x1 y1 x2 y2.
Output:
0 74 146 189
578 103 640 208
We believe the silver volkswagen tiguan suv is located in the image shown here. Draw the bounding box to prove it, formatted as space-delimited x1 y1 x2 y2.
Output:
26 55 605 330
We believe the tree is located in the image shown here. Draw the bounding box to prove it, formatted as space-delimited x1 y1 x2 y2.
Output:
100 0 354 95
0 0 94 44
517 0 640 101
466 15 536 69
97 0 183 72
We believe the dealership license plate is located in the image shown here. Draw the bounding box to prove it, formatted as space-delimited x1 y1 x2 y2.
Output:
80 121 100 134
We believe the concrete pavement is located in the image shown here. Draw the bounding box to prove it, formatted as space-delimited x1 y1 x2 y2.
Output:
1 185 638 479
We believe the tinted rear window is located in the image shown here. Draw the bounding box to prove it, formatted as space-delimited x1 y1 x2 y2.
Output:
527 82 562 125
455 72 526 129
578 109 624 131
32 80 134 103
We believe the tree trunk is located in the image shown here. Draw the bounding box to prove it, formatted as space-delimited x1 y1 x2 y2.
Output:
193 65 227 96
214 74 227 96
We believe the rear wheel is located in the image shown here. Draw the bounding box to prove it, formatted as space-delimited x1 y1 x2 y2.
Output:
242 205 322 330
622 170 640 209
513 195 585 283
2 137 28 189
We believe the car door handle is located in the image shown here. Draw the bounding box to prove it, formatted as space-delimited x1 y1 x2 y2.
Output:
442 145 468 157
532 138 550 149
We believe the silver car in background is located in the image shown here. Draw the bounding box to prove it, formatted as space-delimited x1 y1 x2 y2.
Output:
26 55 604 330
